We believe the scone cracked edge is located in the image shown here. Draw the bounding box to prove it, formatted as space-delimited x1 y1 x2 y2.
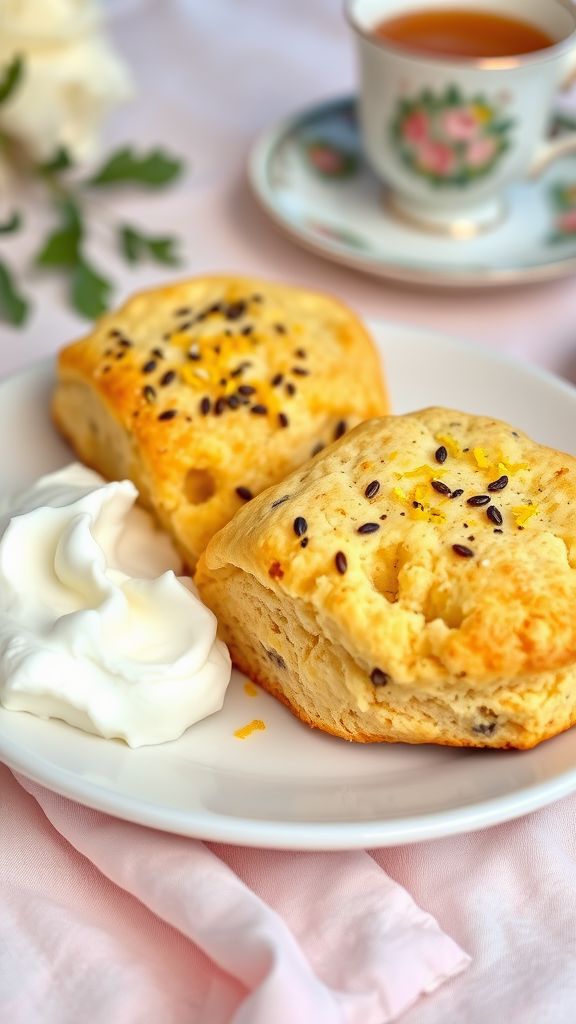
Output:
52 275 387 569
196 408 576 749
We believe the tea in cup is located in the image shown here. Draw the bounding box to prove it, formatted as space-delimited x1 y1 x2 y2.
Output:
346 0 576 235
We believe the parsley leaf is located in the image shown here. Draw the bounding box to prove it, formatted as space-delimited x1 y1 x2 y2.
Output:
0 259 29 326
38 146 74 175
0 82 185 329
118 224 180 266
36 201 111 319
35 198 82 266
71 258 112 319
0 211 22 234
36 228 80 266
118 225 141 263
0 55 23 106
89 146 183 188
147 236 180 265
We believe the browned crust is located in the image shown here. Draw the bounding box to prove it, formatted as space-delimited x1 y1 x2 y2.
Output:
53 275 389 568
52 408 105 477
227 645 576 750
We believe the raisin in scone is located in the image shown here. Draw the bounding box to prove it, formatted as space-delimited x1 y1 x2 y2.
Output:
196 408 576 749
52 276 388 569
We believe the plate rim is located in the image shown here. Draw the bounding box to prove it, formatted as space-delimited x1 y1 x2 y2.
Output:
2 325 576 849
248 94 576 289
4 721 576 850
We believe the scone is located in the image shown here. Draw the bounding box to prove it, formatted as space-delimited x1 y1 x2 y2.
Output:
52 276 387 568
196 407 576 749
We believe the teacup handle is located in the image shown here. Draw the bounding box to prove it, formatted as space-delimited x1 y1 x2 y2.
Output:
529 50 576 178
528 130 576 179
560 55 576 92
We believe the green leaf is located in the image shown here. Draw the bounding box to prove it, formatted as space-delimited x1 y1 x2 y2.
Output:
0 210 22 234
36 228 79 266
35 198 82 267
0 55 23 106
118 225 142 264
551 183 572 211
118 224 181 266
89 146 183 188
0 259 29 326
70 259 112 319
147 236 180 265
38 146 74 175
59 197 82 232
490 119 515 136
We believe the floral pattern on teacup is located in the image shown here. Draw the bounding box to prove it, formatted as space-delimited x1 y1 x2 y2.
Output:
549 183 576 242
390 85 514 187
305 140 358 178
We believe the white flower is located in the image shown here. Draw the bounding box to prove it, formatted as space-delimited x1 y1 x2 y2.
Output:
0 0 132 167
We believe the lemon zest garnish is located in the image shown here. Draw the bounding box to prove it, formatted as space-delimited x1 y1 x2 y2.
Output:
472 447 490 468
243 682 258 697
399 464 434 480
388 451 398 462
392 486 408 503
500 460 530 476
181 365 210 388
170 331 192 349
436 433 461 458
411 505 428 520
177 326 257 389
512 503 538 526
234 719 266 739
410 502 445 524
414 483 428 503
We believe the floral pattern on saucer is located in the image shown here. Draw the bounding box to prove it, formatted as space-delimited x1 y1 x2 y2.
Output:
549 182 576 242
303 219 367 250
249 96 576 287
305 140 358 179
390 85 514 187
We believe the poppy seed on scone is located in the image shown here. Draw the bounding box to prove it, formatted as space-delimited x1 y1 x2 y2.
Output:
195 407 576 751
52 274 388 569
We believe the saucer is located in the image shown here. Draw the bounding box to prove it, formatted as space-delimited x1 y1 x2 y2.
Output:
249 96 576 288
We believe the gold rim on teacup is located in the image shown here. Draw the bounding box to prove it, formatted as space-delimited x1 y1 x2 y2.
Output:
346 0 576 236
344 0 576 71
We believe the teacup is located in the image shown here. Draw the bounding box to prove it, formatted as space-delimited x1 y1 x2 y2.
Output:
346 0 576 236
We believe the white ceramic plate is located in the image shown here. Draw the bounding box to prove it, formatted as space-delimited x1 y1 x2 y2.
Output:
2 322 576 850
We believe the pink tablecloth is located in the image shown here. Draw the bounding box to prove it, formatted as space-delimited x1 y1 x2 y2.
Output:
2 1 576 1021
4 765 576 1024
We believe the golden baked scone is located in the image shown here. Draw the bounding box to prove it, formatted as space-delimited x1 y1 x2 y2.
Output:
196 407 576 749
52 275 387 568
